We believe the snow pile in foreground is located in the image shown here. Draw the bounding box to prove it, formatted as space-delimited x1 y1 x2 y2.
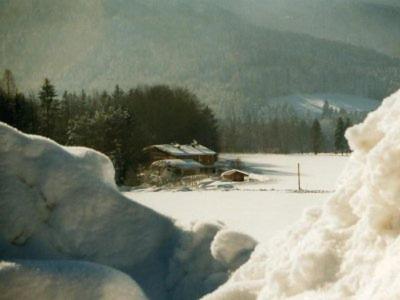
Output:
204 90 400 299
0 122 255 299
211 230 257 270
0 260 147 300
166 222 257 299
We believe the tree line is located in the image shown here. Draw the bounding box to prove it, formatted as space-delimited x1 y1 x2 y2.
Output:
1 68 362 185
219 102 356 155
0 70 219 184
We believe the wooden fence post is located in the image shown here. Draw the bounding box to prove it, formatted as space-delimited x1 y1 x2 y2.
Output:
297 163 301 191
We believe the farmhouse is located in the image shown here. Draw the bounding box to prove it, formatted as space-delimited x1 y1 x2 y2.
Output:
144 142 217 165
143 142 218 176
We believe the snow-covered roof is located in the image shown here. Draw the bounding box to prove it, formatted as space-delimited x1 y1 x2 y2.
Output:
193 144 217 155
146 143 216 156
221 169 249 177
179 145 204 155
151 159 204 170
154 144 186 156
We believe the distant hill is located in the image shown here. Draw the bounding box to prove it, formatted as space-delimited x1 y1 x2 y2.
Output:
216 0 400 58
1 0 400 118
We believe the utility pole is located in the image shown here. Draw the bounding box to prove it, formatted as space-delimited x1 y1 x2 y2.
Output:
297 163 302 191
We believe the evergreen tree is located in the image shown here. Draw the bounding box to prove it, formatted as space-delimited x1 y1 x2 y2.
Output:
1 69 17 97
39 78 57 137
0 88 14 125
344 117 352 130
295 119 310 153
310 119 323 154
112 84 124 101
13 93 38 133
339 108 347 116
0 77 38 133
334 117 346 154
322 100 331 118
343 117 352 152
54 91 73 144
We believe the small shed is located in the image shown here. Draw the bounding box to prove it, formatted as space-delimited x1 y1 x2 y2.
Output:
221 169 249 182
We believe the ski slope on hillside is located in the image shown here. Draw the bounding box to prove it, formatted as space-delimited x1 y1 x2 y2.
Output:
270 93 379 116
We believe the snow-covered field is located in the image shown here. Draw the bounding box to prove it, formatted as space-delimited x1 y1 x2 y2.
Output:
126 154 348 241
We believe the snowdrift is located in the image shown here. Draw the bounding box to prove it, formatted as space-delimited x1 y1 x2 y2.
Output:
203 90 400 299
0 122 255 299
0 260 148 300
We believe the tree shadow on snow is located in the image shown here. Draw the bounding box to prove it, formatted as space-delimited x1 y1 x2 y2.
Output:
241 162 296 177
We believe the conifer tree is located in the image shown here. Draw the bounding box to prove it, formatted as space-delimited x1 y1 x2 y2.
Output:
39 78 57 137
310 119 323 154
344 117 352 152
334 117 346 154
322 100 331 118
344 117 352 130
1 69 17 97
112 84 124 101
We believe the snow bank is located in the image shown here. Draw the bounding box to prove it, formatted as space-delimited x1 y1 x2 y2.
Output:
0 122 175 298
204 90 400 299
0 122 174 266
166 222 257 300
0 260 147 300
211 230 257 270
0 122 255 299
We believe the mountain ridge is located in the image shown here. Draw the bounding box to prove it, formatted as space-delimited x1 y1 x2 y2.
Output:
216 0 400 58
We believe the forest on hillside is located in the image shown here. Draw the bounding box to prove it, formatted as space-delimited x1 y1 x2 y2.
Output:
219 104 357 154
217 0 400 58
1 0 400 119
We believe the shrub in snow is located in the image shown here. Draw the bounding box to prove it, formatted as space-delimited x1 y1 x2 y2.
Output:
203 89 400 299
0 260 148 300
166 222 256 300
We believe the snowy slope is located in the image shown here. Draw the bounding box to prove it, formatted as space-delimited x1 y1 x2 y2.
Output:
270 93 379 116
203 90 400 299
